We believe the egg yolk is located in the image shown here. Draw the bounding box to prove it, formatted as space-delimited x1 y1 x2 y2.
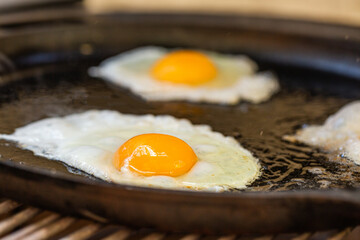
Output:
151 50 217 85
113 133 197 177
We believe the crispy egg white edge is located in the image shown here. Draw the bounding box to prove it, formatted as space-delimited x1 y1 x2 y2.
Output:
89 46 280 104
284 100 360 165
0 110 261 191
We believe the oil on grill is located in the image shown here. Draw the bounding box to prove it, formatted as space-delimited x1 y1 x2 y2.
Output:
0 61 359 193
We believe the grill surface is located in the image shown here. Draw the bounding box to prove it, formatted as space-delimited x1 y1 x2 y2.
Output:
0 60 359 192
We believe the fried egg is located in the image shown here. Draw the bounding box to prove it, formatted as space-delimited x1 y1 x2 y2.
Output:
285 101 360 165
0 110 260 191
89 47 279 104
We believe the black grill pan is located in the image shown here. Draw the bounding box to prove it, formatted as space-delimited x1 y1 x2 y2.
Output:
0 13 359 234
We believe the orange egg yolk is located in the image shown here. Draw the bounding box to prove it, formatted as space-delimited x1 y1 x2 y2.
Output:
113 133 197 177
151 50 217 85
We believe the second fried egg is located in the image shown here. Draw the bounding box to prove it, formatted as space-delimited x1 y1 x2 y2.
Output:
89 47 279 104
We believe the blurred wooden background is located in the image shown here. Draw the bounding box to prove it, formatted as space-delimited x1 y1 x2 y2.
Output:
85 0 360 26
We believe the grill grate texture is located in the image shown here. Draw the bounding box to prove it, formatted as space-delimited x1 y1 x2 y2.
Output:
0 63 360 191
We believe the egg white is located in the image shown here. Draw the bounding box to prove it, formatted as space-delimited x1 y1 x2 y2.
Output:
285 101 360 165
0 110 261 191
89 47 279 105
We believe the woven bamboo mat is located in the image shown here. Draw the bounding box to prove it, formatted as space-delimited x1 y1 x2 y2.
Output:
0 198 359 240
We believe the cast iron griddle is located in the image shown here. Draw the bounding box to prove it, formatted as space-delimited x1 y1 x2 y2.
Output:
0 13 359 234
